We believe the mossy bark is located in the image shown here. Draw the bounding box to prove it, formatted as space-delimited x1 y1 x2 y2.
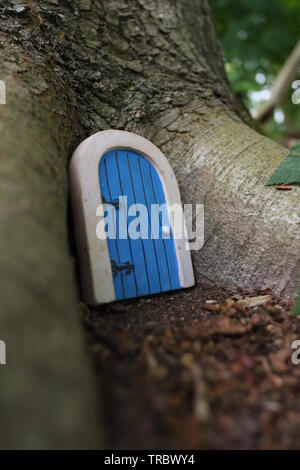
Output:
0 1 102 449
0 0 299 449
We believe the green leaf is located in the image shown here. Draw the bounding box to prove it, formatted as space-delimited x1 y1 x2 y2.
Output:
266 141 300 185
293 286 300 315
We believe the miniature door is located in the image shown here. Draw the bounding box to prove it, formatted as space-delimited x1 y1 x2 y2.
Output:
70 130 194 305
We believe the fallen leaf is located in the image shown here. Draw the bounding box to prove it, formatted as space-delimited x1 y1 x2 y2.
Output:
269 345 292 373
203 304 220 312
275 184 292 190
234 303 247 313
194 315 261 338
239 295 271 308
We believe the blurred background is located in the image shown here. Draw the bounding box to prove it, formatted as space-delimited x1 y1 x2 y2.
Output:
210 0 300 147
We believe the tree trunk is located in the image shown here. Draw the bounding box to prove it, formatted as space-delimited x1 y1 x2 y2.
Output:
0 0 299 448
0 0 103 449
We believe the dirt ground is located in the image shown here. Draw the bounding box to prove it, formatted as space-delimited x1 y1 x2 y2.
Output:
82 282 300 450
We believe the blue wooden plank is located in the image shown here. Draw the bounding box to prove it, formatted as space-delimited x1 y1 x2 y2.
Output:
99 148 181 301
150 166 182 290
102 151 137 300
127 152 162 295
99 155 124 299
138 157 172 292
116 150 150 297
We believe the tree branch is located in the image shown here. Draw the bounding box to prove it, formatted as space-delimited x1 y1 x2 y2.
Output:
256 40 300 123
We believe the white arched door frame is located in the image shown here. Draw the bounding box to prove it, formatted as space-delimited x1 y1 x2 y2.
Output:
70 130 194 305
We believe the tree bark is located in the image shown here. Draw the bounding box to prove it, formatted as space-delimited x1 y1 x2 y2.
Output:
0 0 103 449
0 0 299 448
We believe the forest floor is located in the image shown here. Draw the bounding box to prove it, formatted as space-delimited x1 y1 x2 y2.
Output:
82 282 300 450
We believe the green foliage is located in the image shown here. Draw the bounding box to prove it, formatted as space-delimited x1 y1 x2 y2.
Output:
210 0 300 140
293 293 300 315
210 0 299 93
266 141 300 185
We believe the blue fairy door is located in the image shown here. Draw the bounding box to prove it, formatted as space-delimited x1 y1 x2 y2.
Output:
99 149 182 301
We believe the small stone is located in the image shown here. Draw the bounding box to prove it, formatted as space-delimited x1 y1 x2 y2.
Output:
181 353 194 366
20 30 31 39
262 401 281 412
195 399 211 422
13 4 27 14
79 0 92 10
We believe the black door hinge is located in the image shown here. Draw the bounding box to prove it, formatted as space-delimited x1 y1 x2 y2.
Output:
102 196 120 209
111 260 135 277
